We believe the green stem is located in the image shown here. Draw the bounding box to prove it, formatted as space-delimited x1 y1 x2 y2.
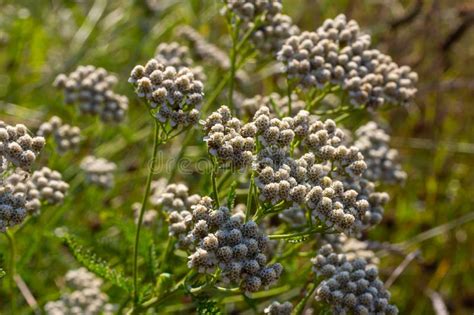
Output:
211 159 220 207
292 282 318 315
167 130 194 182
245 173 255 221
158 237 175 272
6 229 16 314
269 226 326 240
132 120 161 306
287 79 293 114
228 20 239 109
132 270 194 313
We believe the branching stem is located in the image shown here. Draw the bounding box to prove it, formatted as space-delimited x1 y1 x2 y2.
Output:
132 119 161 306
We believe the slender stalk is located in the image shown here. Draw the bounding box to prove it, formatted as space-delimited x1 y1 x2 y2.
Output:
269 226 326 240
158 237 175 271
211 159 220 207
228 19 239 108
132 120 161 306
131 270 195 313
287 79 293 114
167 129 194 182
245 173 255 221
6 229 16 314
292 282 318 315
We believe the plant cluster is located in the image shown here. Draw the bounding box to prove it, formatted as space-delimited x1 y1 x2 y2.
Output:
1 1 430 314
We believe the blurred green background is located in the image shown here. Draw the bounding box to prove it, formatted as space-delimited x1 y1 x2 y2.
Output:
0 0 473 314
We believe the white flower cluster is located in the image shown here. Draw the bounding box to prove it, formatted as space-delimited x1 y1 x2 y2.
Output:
5 167 69 215
240 93 305 118
0 184 27 232
129 60 203 127
1 121 47 231
319 233 380 265
149 182 201 212
311 244 398 315
202 105 389 234
354 122 406 184
253 107 378 234
178 26 230 70
155 41 206 81
224 0 299 54
0 121 45 171
264 301 293 315
80 156 116 189
53 65 129 123
223 0 282 22
277 14 418 107
177 26 249 82
44 268 116 315
203 106 256 169
37 116 81 154
252 13 300 54
169 196 283 294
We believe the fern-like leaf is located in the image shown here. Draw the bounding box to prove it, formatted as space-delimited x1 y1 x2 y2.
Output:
196 296 221 315
226 181 237 210
62 234 132 293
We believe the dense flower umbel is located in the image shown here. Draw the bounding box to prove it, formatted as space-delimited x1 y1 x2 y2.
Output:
53 65 129 123
223 0 299 54
0 185 27 232
264 301 293 315
312 244 398 315
178 26 230 70
240 93 305 118
354 122 406 184
44 268 116 315
149 182 201 212
5 167 69 215
202 105 388 234
252 107 375 234
129 61 203 127
203 106 255 169
252 13 300 54
177 26 249 82
37 116 81 154
155 41 206 81
80 156 116 189
0 121 45 171
169 196 283 294
223 0 282 22
318 233 380 265
277 14 418 108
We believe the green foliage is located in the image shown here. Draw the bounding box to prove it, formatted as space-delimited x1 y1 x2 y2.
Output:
61 233 132 293
226 181 237 210
195 296 222 315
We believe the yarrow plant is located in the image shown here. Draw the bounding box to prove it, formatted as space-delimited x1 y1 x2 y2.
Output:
53 65 129 123
114 3 417 314
44 268 117 315
1 120 68 313
277 14 418 109
129 60 203 128
80 156 117 189
2 2 425 314
37 116 81 154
